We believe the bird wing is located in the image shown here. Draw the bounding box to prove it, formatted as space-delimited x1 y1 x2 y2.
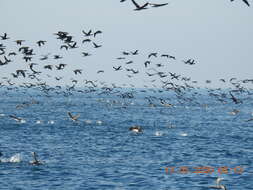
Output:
243 0 250 6
131 0 141 8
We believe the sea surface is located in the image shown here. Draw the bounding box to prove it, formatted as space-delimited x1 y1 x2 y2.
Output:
0 88 252 190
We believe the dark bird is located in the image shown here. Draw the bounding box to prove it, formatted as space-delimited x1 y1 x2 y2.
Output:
55 77 63 81
68 42 78 49
129 69 139 74
231 0 250 6
117 57 125 60
131 49 139 55
113 66 122 71
129 125 143 133
125 60 133 64
40 54 50 61
97 70 104 74
54 55 63 59
161 54 176 59
229 91 242 104
11 73 18 78
60 45 69 50
82 52 91 57
56 63 67 70
16 70 26 77
82 39 91 43
149 3 169 7
148 52 158 58
9 115 25 123
4 56 11 63
183 59 196 65
94 30 102 37
0 33 10 40
8 52 17 56
23 56 32 62
131 0 149 10
73 69 82 75
15 40 25 45
92 42 102 48
82 30 93 36
67 112 80 122
144 61 151 68
44 65 53 70
36 40 46 47
30 152 42 165
122 51 130 55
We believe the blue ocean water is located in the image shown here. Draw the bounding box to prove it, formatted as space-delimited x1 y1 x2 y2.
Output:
0 89 252 190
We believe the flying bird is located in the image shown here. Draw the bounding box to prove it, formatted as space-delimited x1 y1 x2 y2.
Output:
0 33 10 40
92 42 102 48
67 112 80 122
149 3 169 7
73 69 82 75
231 0 250 6
131 0 149 10
36 40 46 47
94 30 102 37
113 66 122 71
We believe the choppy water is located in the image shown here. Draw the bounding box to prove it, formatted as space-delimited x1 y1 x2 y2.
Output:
0 89 253 190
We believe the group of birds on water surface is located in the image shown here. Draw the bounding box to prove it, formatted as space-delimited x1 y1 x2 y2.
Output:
0 1 252 189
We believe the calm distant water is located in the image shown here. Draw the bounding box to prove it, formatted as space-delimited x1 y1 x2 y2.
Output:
0 89 252 190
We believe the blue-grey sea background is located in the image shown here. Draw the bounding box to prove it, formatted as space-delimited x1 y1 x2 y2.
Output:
0 88 252 190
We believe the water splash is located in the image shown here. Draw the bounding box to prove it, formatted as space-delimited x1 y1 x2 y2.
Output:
1 153 22 163
9 153 22 163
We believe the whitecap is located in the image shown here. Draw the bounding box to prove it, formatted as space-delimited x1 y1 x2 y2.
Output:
155 131 163 136
84 119 92 124
180 133 188 137
36 120 42 124
9 153 22 163
96 120 103 125
20 119 26 124
48 120 55 124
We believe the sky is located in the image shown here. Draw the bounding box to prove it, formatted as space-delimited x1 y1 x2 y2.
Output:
0 0 252 88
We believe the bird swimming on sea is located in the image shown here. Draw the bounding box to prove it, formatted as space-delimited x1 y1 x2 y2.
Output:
129 125 143 133
30 152 42 165
210 177 227 190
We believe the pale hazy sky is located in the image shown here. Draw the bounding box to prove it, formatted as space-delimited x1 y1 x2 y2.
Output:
1 0 252 87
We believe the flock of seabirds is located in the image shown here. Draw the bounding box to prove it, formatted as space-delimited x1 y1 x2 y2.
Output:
0 1 252 189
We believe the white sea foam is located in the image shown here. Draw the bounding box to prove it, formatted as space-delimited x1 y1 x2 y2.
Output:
180 133 188 137
48 120 55 124
96 120 103 125
155 131 163 136
1 153 22 163
84 119 92 124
